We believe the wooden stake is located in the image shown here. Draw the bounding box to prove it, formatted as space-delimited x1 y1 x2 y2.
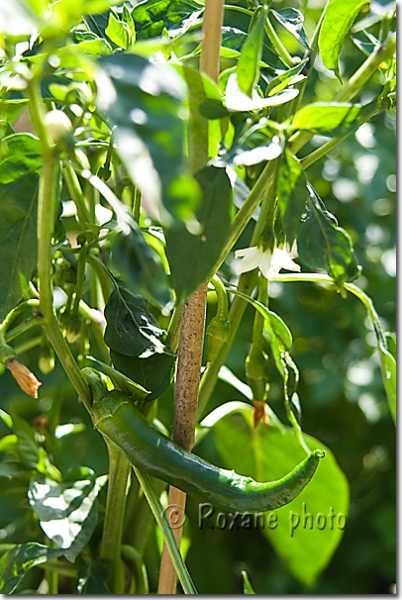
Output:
157 0 224 593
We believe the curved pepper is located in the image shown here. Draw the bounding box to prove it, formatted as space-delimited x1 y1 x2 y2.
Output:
82 368 324 514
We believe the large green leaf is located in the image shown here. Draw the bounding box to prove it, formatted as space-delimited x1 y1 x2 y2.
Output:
292 102 361 136
0 134 40 321
104 287 167 357
212 414 349 586
28 469 107 562
318 0 368 78
236 8 265 97
132 0 203 39
164 165 232 302
0 543 64 594
297 183 361 287
96 53 200 225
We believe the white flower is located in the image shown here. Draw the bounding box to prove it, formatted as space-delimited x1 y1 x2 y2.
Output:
235 243 301 280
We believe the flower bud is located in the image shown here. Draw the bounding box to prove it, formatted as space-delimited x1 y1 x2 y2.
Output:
44 110 72 144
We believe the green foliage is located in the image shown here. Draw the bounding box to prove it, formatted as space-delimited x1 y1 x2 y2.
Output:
0 134 40 321
319 0 369 79
0 543 64 594
297 183 361 287
95 52 200 225
213 416 349 587
0 0 395 594
28 469 107 562
165 165 232 301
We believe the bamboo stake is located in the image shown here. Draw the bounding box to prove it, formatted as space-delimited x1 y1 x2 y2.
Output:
157 0 224 593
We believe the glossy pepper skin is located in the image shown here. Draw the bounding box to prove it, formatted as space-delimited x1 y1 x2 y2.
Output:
83 368 324 514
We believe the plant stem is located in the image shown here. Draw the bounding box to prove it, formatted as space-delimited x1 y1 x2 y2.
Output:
63 163 91 226
27 77 91 408
265 15 294 68
288 31 396 155
121 544 149 594
101 441 131 594
0 300 39 334
134 468 197 595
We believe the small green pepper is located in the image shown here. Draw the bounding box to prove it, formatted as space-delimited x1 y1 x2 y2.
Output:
82 368 324 513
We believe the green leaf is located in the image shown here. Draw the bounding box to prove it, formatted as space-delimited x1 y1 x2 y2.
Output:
111 349 175 401
165 165 232 302
96 53 200 225
109 221 172 311
241 570 256 594
277 148 302 230
292 103 361 136
0 543 64 594
236 8 266 97
0 134 40 320
178 64 226 165
123 3 136 43
265 58 308 96
28 470 107 562
271 8 310 49
297 183 361 287
212 416 349 586
318 0 368 78
104 287 167 357
220 26 286 71
132 0 204 39
105 12 130 49
377 340 396 424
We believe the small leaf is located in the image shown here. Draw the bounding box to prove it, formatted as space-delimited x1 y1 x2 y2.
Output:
165 165 232 302
297 183 361 287
0 134 40 321
236 8 266 97
104 287 167 357
319 0 369 78
0 543 64 594
292 102 361 136
105 12 130 49
271 8 310 49
265 58 308 96
28 470 107 562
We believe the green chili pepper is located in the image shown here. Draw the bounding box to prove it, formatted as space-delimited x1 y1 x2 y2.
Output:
82 368 324 513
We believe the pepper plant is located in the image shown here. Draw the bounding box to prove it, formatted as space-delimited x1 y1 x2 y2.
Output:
0 0 396 594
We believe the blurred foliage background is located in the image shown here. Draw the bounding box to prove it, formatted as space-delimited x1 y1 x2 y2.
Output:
0 0 395 594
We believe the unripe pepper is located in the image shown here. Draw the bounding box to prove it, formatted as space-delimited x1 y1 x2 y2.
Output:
82 368 324 513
